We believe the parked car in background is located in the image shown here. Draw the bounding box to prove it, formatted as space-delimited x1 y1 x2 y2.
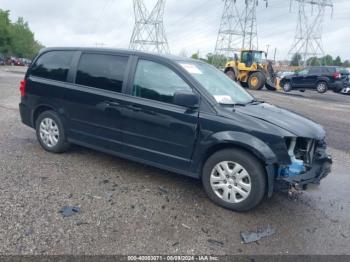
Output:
19 47 332 212
276 71 294 78
280 66 348 93
6 57 25 66
19 58 32 66
0 57 5 65
341 87 350 95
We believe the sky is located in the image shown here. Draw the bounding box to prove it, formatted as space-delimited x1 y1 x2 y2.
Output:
1 0 349 61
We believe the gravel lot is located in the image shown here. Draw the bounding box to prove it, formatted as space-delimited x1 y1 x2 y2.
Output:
0 66 349 255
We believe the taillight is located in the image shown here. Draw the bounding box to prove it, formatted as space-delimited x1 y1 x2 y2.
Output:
333 72 341 80
20 80 27 97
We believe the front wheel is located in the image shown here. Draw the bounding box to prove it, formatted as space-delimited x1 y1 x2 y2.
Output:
202 149 266 212
248 72 265 90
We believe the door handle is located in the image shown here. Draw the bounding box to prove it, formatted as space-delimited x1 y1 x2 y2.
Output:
96 101 120 111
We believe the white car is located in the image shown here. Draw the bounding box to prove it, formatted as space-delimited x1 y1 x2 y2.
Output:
341 87 350 94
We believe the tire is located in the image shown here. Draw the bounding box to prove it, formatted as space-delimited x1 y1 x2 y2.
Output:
35 110 70 153
316 81 328 94
226 70 236 81
202 149 266 212
282 81 292 92
248 72 265 90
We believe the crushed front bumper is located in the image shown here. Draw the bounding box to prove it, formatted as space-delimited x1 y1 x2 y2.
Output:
278 147 332 188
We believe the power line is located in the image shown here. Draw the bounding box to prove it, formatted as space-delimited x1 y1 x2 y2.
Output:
288 0 334 66
213 0 269 66
129 0 170 54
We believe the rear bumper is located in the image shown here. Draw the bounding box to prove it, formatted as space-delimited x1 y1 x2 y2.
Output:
330 81 345 91
19 103 33 128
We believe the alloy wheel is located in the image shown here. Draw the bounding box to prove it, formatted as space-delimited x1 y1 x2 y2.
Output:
39 118 60 148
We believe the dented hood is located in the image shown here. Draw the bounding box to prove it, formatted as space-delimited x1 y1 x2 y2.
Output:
235 103 326 140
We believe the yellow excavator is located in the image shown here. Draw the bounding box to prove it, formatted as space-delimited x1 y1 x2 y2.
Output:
224 50 277 91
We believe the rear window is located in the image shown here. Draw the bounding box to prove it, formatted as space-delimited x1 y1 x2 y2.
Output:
30 51 75 82
76 53 128 93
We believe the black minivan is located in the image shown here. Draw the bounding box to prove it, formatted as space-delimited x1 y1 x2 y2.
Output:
19 48 332 211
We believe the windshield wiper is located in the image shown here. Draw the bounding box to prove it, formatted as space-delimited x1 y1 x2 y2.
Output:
220 103 246 107
247 99 264 105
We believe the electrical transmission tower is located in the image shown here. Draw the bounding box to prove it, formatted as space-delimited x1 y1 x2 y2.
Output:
214 0 268 66
288 0 333 66
129 0 170 54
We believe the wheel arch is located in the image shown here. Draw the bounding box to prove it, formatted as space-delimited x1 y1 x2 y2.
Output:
200 142 268 174
316 79 329 85
32 104 57 128
198 131 278 173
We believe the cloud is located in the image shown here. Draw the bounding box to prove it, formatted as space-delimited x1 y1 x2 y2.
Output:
1 0 349 60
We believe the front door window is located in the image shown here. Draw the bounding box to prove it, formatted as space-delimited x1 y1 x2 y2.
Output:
133 60 192 104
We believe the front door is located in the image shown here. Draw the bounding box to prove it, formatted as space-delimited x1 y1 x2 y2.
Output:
292 68 309 87
121 59 199 171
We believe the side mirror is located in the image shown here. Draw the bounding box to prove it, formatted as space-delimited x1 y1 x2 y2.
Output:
173 91 200 109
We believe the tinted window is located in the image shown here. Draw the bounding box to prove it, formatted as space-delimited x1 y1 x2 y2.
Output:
76 53 128 93
309 67 322 74
325 67 336 73
30 51 74 82
133 60 192 104
298 69 309 75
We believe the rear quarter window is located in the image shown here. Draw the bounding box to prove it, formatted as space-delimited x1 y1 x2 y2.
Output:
30 51 75 82
324 67 336 74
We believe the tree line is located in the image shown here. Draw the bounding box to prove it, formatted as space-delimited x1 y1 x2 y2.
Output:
290 53 350 67
0 9 43 59
190 52 350 69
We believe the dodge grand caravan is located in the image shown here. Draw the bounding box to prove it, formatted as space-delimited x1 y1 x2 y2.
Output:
19 48 332 211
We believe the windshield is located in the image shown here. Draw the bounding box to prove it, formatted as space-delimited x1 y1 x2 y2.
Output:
242 51 263 64
179 61 254 105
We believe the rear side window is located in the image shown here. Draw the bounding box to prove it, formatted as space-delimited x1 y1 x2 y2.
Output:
30 51 75 82
324 67 336 74
309 67 322 74
76 53 128 93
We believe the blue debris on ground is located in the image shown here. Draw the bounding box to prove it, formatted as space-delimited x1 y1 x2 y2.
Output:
59 206 81 218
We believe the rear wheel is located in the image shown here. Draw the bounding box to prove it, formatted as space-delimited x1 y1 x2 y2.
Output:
202 149 266 212
36 111 70 153
316 81 328 94
248 72 265 90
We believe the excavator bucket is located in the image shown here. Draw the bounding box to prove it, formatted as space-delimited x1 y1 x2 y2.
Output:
265 61 277 91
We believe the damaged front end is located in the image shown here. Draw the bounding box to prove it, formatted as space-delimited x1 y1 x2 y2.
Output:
277 137 332 190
